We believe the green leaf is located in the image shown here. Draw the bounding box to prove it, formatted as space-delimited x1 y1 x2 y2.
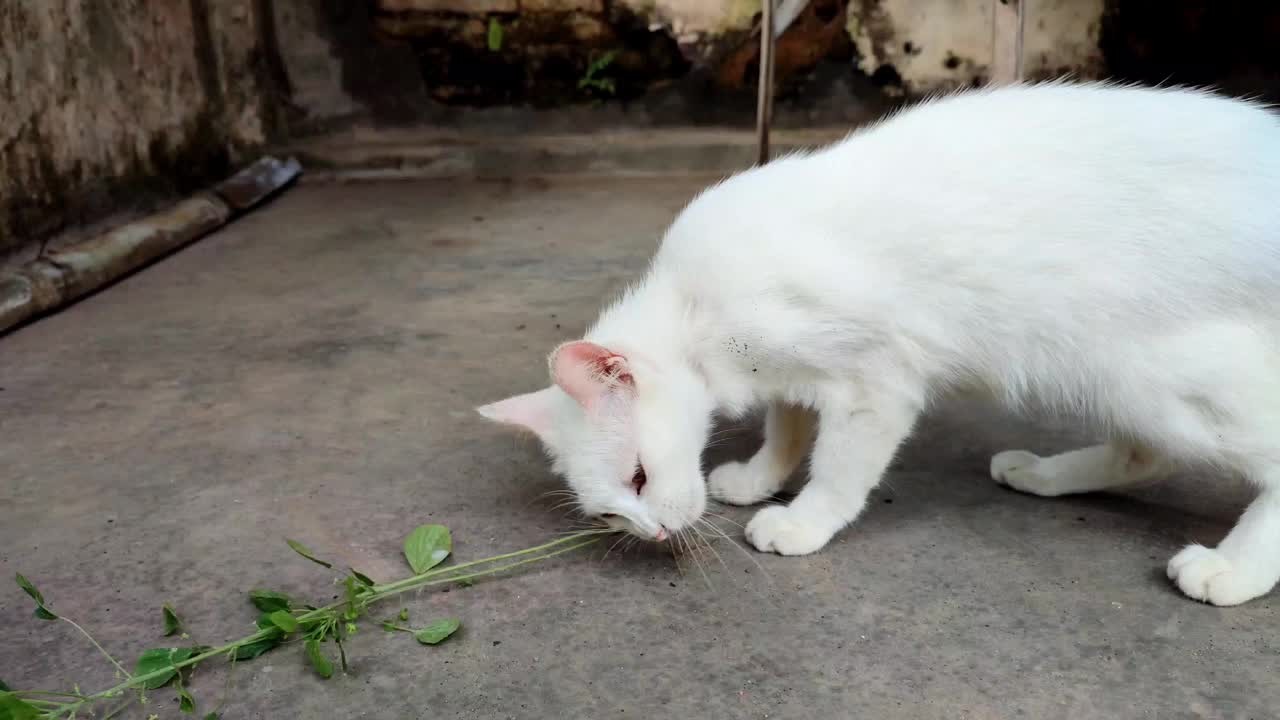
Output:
487 18 503 52
403 524 451 574
248 589 292 613
13 574 43 606
163 604 183 637
0 680 8 691
14 574 56 620
204 714 220 720
398 608 409 622
350 569 376 587
0 692 42 720
414 618 461 645
178 683 196 713
134 648 178 689
232 633 281 661
286 539 333 568
134 647 198 689
304 639 334 679
267 610 299 634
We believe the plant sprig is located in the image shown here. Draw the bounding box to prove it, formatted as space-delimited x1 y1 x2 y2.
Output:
3 526 610 719
579 50 618 96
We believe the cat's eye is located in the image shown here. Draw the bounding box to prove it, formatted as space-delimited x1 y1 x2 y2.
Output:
631 464 647 495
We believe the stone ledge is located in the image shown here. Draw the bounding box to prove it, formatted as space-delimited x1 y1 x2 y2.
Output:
283 127 852 182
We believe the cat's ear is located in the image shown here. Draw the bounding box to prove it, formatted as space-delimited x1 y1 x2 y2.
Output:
550 340 633 408
476 387 558 440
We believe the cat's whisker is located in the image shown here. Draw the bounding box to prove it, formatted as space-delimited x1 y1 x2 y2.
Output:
537 488 577 499
690 521 730 575
706 426 748 441
526 489 578 505
668 534 687 578
697 516 773 584
701 509 746 529
601 532 631 562
677 528 715 591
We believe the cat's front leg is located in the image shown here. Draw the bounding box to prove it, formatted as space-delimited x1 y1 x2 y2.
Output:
745 386 919 555
708 402 816 505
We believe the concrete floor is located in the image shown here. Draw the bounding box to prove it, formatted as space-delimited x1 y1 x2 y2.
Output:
1 177 1277 719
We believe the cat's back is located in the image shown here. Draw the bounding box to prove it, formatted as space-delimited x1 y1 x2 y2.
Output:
659 82 1280 303
837 82 1280 291
824 82 1280 226
861 81 1279 155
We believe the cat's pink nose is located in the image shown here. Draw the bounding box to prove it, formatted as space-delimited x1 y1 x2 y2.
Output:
654 527 668 542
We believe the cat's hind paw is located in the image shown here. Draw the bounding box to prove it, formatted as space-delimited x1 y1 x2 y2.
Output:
1167 544 1273 607
744 505 834 555
990 450 1064 497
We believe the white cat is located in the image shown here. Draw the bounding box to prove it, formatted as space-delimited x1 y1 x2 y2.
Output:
478 82 1280 606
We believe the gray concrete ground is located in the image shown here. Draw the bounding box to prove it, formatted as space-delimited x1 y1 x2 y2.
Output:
1 177 1277 719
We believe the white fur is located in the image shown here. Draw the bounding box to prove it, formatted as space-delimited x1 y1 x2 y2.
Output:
479 82 1280 606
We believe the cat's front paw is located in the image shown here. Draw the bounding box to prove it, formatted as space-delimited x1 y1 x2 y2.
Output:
708 461 774 506
1167 544 1273 607
745 505 835 556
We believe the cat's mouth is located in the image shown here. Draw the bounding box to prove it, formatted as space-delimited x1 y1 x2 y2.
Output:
600 513 668 541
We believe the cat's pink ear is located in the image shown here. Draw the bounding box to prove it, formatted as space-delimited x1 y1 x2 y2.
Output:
550 341 632 408
476 387 558 440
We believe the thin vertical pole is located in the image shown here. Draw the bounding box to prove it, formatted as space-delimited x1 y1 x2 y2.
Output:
992 0 1027 85
755 0 776 166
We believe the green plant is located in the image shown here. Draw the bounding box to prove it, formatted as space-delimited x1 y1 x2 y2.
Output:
487 18 504 52
2 526 609 719
578 51 619 96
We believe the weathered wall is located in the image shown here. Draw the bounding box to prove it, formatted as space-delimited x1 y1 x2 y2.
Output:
6 0 1277 263
266 0 856 128
0 1 282 261
268 0 1108 130
848 0 1105 95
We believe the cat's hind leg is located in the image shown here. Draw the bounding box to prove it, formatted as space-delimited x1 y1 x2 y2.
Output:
708 402 816 505
990 443 1166 497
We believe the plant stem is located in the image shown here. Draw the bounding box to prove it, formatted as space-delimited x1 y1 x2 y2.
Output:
368 530 611 597
366 530 604 597
11 691 90 700
39 531 608 716
60 617 131 679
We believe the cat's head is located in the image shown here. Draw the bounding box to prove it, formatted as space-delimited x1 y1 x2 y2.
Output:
477 340 712 541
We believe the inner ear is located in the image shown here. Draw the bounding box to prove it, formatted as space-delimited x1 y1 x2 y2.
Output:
550 340 632 408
